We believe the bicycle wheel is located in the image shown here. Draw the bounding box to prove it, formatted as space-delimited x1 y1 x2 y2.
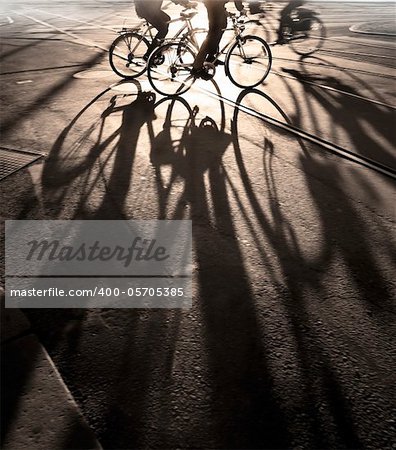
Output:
289 16 326 56
147 42 196 96
109 32 149 79
225 35 272 89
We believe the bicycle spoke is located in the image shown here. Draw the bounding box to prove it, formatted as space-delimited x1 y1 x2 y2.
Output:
148 43 195 96
226 36 272 88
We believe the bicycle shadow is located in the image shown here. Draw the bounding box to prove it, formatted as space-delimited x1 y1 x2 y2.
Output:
9 77 395 450
277 61 396 171
232 87 394 448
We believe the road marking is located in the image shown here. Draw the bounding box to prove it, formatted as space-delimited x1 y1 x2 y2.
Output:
25 7 120 32
13 11 109 52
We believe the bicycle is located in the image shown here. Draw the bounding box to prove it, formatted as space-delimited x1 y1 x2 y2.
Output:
109 3 203 79
245 2 326 56
146 11 272 96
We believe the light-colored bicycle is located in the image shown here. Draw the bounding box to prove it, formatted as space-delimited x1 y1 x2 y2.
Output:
109 3 203 79
146 11 273 96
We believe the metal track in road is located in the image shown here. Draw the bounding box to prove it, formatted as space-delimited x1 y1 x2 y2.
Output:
273 56 396 80
319 48 396 62
321 36 396 51
273 70 396 110
195 86 396 181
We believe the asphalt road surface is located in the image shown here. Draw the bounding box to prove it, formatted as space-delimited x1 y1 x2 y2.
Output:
1 1 395 449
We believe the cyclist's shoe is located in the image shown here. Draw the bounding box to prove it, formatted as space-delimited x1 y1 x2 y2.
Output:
206 55 224 66
191 67 212 81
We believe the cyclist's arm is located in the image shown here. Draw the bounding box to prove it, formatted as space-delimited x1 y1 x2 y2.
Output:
234 1 245 12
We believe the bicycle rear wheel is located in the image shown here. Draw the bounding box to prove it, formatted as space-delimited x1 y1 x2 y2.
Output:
109 32 148 79
147 42 196 96
225 35 272 89
289 16 326 56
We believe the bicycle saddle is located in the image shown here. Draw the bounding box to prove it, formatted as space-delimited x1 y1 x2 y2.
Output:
180 10 197 19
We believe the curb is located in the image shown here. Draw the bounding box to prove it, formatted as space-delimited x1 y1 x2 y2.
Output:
349 23 396 37
1 288 102 450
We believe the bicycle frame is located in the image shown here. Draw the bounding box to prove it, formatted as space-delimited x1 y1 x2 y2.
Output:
118 11 204 56
210 14 249 64
161 14 249 75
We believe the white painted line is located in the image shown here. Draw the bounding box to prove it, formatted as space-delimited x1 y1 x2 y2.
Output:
25 7 119 32
13 11 109 52
16 80 33 84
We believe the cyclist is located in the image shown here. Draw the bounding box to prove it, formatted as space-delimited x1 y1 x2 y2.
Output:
134 0 191 60
245 0 306 44
276 0 305 43
191 0 246 79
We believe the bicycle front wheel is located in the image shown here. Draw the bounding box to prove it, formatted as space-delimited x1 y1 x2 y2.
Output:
225 35 272 89
147 42 196 97
289 16 326 56
109 32 149 79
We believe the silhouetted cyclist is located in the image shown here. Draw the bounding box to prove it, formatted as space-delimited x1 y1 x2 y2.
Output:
245 0 306 44
276 0 305 43
192 0 245 79
135 0 191 60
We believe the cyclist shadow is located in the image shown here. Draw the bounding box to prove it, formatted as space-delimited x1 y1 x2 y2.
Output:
149 102 231 220
147 88 291 448
40 82 155 219
90 91 157 219
25 87 159 364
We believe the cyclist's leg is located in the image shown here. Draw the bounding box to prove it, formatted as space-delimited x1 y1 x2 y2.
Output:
143 9 171 58
192 1 226 71
205 4 227 62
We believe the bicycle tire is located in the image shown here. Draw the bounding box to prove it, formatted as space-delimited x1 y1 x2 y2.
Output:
225 35 272 89
109 32 149 79
289 16 326 56
147 42 196 97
